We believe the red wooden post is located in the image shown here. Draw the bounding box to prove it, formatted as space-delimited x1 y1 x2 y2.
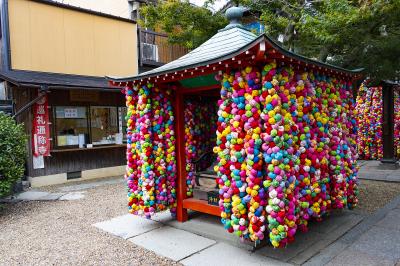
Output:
174 90 188 222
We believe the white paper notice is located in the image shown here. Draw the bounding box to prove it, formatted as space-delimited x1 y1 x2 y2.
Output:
64 108 78 118
33 155 44 169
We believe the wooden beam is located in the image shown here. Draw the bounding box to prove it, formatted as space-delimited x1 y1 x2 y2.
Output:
255 41 266 61
183 198 220 217
173 90 189 222
153 53 260 85
156 67 219 85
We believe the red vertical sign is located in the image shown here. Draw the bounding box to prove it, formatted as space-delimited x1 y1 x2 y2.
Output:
32 94 51 156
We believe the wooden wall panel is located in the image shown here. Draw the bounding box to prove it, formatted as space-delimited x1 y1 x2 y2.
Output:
29 147 126 177
48 89 124 106
12 86 126 178
8 0 138 77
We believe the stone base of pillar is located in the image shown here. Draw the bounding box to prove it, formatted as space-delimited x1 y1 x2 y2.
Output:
379 158 400 170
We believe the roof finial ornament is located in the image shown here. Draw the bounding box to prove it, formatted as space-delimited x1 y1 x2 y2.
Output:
221 6 248 31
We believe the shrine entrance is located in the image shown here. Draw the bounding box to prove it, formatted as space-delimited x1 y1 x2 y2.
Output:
108 6 362 246
173 80 222 221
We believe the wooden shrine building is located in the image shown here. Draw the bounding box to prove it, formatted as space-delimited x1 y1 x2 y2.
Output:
108 5 362 244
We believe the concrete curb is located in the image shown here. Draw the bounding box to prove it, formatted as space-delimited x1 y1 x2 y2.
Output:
303 194 400 266
358 176 400 183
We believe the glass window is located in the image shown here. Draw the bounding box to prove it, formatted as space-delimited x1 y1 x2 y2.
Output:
53 105 126 149
118 107 127 142
55 106 88 147
90 106 120 145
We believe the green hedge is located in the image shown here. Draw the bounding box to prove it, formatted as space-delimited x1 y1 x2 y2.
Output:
0 112 27 197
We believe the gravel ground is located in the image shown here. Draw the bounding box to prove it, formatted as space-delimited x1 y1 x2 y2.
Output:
1 176 399 265
357 179 400 214
0 178 181 266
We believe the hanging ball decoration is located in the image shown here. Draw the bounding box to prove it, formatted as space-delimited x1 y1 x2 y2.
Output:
214 60 358 247
355 83 383 160
123 58 359 247
124 84 177 218
184 99 218 197
395 89 400 159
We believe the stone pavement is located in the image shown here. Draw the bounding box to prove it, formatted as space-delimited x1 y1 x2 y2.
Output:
94 209 364 266
93 159 400 266
5 163 400 265
0 177 124 203
304 194 400 266
358 160 400 182
0 190 87 202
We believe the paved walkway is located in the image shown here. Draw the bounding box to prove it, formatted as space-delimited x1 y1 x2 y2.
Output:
0 190 87 202
93 193 400 266
0 177 124 203
93 161 400 266
300 161 400 265
358 160 400 182
0 178 178 265
94 209 364 265
305 194 400 266
3 162 399 265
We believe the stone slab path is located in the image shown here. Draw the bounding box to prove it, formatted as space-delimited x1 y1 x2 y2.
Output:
94 214 162 239
57 178 124 192
305 194 400 266
93 209 364 265
181 242 290 266
358 160 400 182
7 190 87 201
129 226 216 261
1 177 124 203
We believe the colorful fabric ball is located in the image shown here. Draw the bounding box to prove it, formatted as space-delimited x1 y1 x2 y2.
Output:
395 89 400 158
123 61 360 248
184 99 218 197
214 61 358 246
355 82 383 160
124 84 177 218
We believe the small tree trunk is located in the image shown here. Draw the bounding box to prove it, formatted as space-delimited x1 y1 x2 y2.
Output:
318 46 329 62
284 23 295 51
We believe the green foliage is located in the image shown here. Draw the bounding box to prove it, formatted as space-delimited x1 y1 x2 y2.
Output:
141 0 399 81
139 0 227 49
0 112 27 197
242 0 400 81
299 0 400 81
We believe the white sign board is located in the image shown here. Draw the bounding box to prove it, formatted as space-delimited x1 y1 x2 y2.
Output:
64 108 78 118
33 155 45 169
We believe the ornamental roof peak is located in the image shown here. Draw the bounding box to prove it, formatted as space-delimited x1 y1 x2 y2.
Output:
219 6 249 32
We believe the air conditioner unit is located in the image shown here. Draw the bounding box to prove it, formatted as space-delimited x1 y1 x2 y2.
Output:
141 43 159 62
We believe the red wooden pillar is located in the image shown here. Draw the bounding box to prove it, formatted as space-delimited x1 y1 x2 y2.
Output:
174 90 188 222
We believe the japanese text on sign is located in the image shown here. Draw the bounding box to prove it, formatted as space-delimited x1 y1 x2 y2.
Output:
64 108 78 118
32 94 50 157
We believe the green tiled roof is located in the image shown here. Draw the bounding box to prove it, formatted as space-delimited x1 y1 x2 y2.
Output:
108 6 363 83
108 26 259 82
159 26 257 72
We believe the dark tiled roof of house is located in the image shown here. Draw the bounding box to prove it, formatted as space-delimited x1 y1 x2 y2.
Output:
0 70 120 90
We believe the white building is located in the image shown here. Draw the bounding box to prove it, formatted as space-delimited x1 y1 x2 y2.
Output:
52 0 229 19
53 0 131 19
